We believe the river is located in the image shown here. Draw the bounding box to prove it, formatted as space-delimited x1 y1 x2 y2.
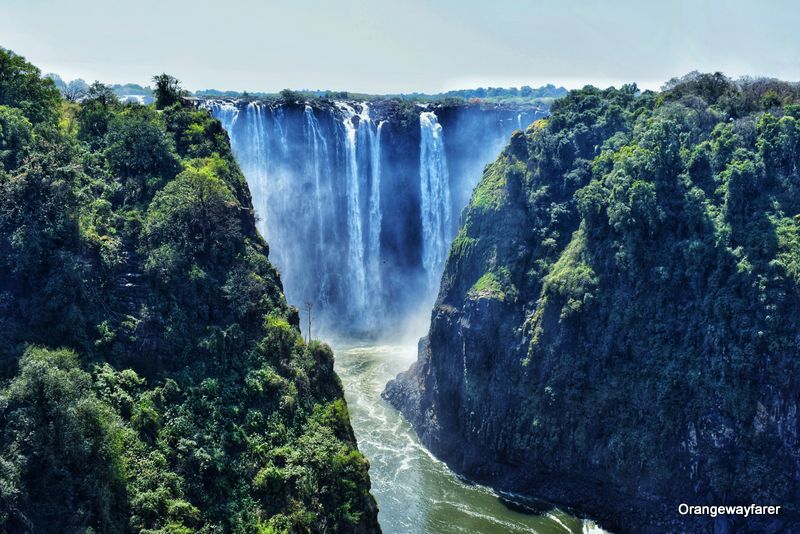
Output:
332 340 607 534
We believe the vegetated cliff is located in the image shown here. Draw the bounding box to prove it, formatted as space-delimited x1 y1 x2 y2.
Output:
0 49 379 533
385 73 800 533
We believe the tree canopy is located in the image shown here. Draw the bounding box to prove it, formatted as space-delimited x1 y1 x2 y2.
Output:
0 50 378 533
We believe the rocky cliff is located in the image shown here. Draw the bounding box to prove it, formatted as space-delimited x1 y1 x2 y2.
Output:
385 74 800 533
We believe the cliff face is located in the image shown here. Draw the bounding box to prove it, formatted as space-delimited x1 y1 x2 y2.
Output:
385 76 800 533
0 50 379 533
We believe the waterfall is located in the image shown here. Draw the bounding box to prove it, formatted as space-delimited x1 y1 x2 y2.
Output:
273 105 289 156
304 105 327 245
335 102 385 319
245 102 269 204
236 102 270 239
245 102 260 171
204 98 545 333
419 111 452 290
338 103 368 315
207 101 240 145
367 121 384 303
304 105 331 300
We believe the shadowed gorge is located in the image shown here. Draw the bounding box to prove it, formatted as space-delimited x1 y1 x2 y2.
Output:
204 94 612 532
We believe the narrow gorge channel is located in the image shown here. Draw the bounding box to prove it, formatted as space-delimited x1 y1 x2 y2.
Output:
207 98 605 532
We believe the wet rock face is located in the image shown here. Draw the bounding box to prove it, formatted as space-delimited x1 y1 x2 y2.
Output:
385 84 800 533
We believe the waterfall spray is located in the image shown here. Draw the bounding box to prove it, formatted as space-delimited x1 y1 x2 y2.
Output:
273 105 289 156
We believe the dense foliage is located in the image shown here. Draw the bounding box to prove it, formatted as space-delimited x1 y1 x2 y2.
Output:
392 72 800 531
0 49 378 533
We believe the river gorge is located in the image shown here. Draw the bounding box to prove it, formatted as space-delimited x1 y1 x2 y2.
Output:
206 97 605 532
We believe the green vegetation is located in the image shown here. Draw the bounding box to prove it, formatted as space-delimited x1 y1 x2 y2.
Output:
409 84 566 103
517 75 800 503
49 74 565 108
540 228 596 320
0 48 377 533
429 71 800 528
467 267 517 302
152 74 186 109
470 163 510 212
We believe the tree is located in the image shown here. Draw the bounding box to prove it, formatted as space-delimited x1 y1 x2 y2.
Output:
280 88 303 102
0 105 32 171
0 48 61 124
104 114 180 200
76 82 119 145
0 347 127 532
63 78 89 102
152 73 184 109
143 161 241 274
85 81 117 107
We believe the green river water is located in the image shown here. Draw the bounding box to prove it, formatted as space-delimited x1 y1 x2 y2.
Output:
332 341 608 534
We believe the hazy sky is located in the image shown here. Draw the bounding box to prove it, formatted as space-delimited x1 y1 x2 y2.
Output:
1 0 797 93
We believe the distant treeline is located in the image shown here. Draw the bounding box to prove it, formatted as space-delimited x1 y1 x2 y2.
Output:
193 85 569 104
45 72 567 104
400 84 568 100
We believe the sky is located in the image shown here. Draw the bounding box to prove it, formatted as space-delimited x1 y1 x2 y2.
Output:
0 0 797 94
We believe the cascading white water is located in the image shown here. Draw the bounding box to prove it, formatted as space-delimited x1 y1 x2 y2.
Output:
338 102 368 316
208 101 240 144
304 106 327 244
245 102 269 203
273 105 289 156
419 111 452 290
304 104 331 301
367 121 385 304
336 102 384 319
205 99 543 332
